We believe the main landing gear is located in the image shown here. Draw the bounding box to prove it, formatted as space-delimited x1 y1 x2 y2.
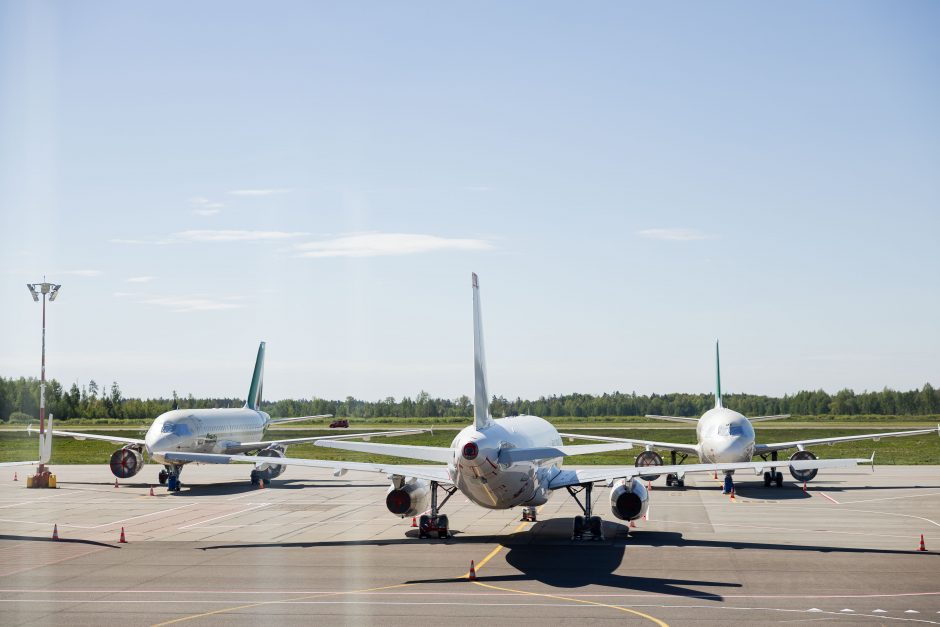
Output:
163 465 183 492
763 471 784 487
665 451 686 487
521 506 538 522
566 483 604 541
249 469 271 488
419 481 457 540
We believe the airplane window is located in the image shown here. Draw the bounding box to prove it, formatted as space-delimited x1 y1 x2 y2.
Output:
161 423 191 436
718 424 730 436
729 425 744 436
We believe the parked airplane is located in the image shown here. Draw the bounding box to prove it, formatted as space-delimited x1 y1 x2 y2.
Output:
38 342 422 491
625 342 939 493
3 413 53 469
164 274 875 540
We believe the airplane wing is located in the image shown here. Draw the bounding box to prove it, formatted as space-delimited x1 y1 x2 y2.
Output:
0 460 39 467
558 432 699 456
267 414 333 425
29 426 145 446
548 455 874 489
497 442 635 464
644 415 699 424
755 425 940 454
749 414 791 422
314 439 454 463
160 451 452 484
223 429 430 455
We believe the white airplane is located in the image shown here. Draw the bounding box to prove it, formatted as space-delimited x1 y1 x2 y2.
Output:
164 274 877 541
2 414 53 469
629 342 939 493
39 342 422 491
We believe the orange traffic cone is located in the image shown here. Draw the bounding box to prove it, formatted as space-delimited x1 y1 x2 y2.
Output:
918 534 927 552
13 472 17 481
149 486 155 496
411 517 417 528
119 527 127 543
803 481 807 493
468 560 477 580
629 520 636 528
713 471 718 480
52 524 59 541
729 486 736 500
114 478 119 488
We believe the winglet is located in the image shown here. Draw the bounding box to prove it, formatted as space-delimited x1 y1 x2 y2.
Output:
472 273 493 430
246 342 266 411
714 339 723 409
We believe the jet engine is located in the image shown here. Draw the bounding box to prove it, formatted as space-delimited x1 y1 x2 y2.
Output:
788 450 818 482
634 450 664 481
385 480 430 517
610 477 649 521
256 447 286 479
110 446 144 479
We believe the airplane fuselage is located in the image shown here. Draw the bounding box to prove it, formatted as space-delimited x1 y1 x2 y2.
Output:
695 407 756 465
146 408 270 464
448 414 562 510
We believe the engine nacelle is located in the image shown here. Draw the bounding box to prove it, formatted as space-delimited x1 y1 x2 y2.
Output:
385 480 430 518
610 477 649 521
789 450 818 482
110 446 144 479
256 447 286 479
634 450 664 481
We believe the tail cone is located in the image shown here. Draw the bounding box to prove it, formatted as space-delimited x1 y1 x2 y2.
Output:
119 527 127 543
467 560 477 580
918 534 927 552
52 524 59 541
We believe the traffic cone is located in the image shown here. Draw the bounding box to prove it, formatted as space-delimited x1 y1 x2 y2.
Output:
803 481 807 493
629 520 636 528
468 560 476 580
713 471 718 480
411 517 417 528
149 486 155 496
918 534 927 552
13 472 17 481
52 524 59 541
114 478 119 488
729 486 736 501
258 479 265 490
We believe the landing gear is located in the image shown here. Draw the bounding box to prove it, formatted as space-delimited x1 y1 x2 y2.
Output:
566 483 604 541
763 472 772 487
665 474 685 488
165 466 182 492
158 469 168 486
722 473 734 494
774 471 783 487
418 481 457 539
521 506 538 522
249 469 270 488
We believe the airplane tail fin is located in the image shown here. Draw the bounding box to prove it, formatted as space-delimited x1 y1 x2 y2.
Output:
246 342 265 411
472 273 494 430
40 413 53 463
714 340 723 409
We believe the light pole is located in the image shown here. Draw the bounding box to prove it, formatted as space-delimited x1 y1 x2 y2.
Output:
26 280 61 478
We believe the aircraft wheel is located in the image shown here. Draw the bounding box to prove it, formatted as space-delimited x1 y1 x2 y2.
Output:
774 472 784 487
437 515 449 539
572 515 585 540
676 477 685 488
665 474 674 487
588 516 603 539
763 472 772 487
158 470 168 486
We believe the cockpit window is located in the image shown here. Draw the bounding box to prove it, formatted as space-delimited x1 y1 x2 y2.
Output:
160 423 192 436
718 423 743 436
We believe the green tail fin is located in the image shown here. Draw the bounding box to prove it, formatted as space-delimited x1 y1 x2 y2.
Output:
714 340 723 409
246 342 265 411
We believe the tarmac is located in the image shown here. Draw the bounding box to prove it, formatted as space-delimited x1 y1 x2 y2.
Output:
0 464 938 626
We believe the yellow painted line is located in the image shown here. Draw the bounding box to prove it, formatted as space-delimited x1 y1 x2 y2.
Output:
462 520 529 578
472 580 669 626
150 582 412 627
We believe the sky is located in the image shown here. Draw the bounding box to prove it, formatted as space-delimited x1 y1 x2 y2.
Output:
1 1 938 403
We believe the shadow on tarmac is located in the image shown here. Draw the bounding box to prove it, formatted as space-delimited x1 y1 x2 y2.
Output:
0 534 120 548
54 479 388 495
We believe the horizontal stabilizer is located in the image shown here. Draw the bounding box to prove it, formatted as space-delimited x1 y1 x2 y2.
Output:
268 414 333 425
749 414 791 422
644 415 699 424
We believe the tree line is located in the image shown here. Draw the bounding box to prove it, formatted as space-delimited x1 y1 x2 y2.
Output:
1 376 938 422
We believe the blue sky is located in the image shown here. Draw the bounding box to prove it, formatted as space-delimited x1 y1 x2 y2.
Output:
1 2 937 402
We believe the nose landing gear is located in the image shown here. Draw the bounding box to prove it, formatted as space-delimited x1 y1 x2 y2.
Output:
722 473 734 494
164 466 183 492
521 506 538 522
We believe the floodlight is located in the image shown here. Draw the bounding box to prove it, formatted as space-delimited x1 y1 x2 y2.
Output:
26 284 39 302
48 284 61 301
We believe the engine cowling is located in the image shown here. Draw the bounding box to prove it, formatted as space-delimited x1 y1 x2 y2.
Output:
610 477 649 521
385 480 430 518
109 447 144 479
634 450 664 481
789 450 818 481
257 447 286 479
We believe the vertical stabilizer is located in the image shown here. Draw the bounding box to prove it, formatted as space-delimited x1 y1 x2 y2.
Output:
472 273 494 430
714 340 723 409
246 342 265 411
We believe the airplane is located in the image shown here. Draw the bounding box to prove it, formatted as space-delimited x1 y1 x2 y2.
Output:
36 342 423 491
2 413 53 469
162 274 877 541
624 341 939 493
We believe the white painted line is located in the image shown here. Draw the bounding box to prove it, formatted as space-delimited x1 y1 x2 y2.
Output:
819 492 840 504
178 503 271 529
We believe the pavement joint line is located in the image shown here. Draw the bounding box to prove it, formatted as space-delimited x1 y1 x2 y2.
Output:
471 581 670 626
177 503 271 530
148 582 414 626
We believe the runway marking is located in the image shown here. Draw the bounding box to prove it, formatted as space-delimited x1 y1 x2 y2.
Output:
818 492 840 504
471 581 669 626
841 492 940 505
149 582 413 626
0 492 68 509
177 503 271 529
0 502 197 529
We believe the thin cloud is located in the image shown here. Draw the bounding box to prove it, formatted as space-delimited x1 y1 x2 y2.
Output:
190 196 224 216
142 296 245 313
174 230 308 243
110 238 150 245
294 233 493 258
62 269 103 277
637 228 710 241
126 276 155 283
228 188 292 196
